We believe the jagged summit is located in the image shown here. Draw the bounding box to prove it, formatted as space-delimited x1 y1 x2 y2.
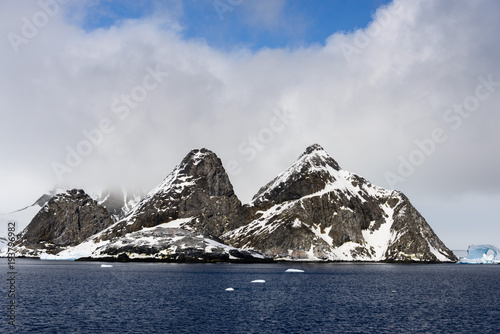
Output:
101 148 244 240
251 144 340 206
10 189 114 256
296 144 341 171
178 148 221 176
185 147 216 163
303 143 324 153
298 144 340 169
226 144 457 262
149 148 234 198
2 145 457 263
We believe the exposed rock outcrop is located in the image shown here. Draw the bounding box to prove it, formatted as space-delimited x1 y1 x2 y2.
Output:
1 145 456 263
223 144 457 262
65 218 271 262
100 148 246 241
12 189 114 255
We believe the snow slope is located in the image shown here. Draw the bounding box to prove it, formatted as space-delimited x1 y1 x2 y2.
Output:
224 144 456 262
0 205 41 249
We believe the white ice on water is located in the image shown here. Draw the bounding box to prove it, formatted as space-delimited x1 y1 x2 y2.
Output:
458 244 500 264
250 280 266 283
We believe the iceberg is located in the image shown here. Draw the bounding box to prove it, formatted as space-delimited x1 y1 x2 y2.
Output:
458 244 500 264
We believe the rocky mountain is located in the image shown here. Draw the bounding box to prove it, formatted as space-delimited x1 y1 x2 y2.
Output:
0 186 142 250
0 189 61 249
32 149 269 262
8 189 114 256
51 217 269 262
1 144 457 263
222 144 457 262
99 148 246 241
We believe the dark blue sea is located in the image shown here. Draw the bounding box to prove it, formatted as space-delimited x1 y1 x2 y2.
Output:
1 259 499 333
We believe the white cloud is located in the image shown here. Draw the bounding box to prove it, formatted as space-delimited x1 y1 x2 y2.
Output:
240 0 287 29
1 0 499 249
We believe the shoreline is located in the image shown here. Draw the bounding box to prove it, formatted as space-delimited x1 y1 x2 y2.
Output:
0 255 457 264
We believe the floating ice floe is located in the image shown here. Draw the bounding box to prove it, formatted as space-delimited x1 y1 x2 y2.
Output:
251 279 266 283
285 269 305 273
225 288 234 291
100 264 113 268
458 244 500 264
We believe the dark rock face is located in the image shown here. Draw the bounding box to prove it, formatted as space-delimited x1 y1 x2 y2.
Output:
384 194 457 262
251 144 341 208
5 145 456 263
223 144 457 262
102 148 245 241
228 191 386 258
15 189 114 254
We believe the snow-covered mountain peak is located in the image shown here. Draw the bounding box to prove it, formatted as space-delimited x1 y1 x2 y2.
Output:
49 189 86 203
251 144 341 205
2 145 456 263
300 143 326 156
188 148 214 165
228 144 457 263
296 143 341 172
146 148 227 198
102 147 244 240
5 188 114 256
181 148 220 169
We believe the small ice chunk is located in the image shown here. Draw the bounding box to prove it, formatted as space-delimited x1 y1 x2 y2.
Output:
101 264 113 268
285 269 304 273
225 288 234 291
251 279 266 283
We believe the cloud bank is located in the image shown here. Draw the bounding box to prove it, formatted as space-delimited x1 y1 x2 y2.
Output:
1 0 499 249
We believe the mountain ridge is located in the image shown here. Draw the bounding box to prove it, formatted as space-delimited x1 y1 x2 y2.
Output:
1 144 457 262
223 144 456 262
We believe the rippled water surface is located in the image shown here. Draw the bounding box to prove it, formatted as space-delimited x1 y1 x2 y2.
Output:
1 259 499 333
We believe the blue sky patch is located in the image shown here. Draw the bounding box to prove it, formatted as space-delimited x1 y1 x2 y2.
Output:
77 0 393 50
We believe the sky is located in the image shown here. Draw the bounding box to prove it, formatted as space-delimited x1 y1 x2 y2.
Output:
1 0 499 250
